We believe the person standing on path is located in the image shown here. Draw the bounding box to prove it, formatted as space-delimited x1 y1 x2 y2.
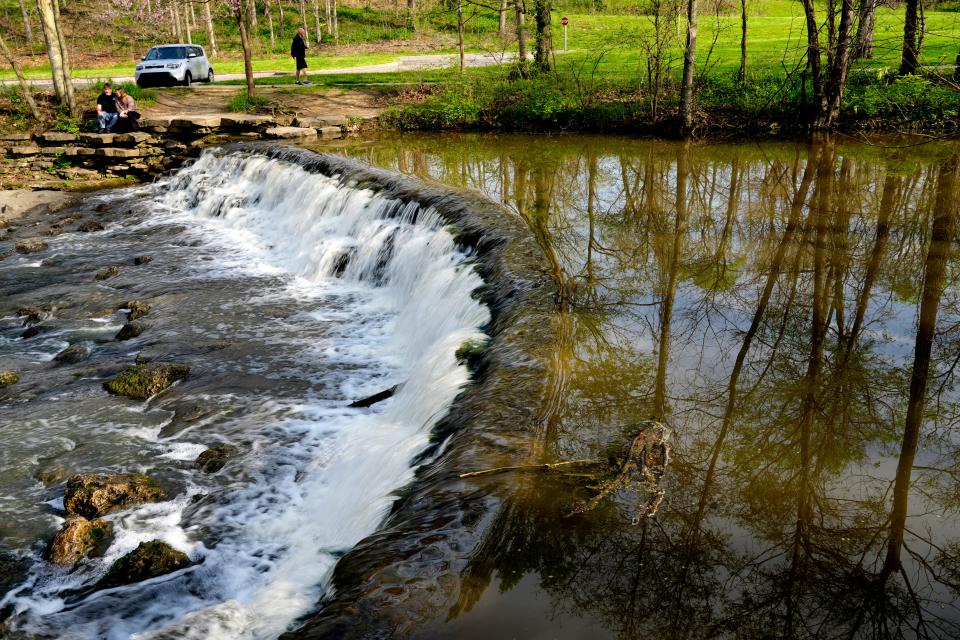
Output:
95 83 118 133
291 28 311 85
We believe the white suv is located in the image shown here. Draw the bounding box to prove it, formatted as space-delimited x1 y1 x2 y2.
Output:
135 44 214 87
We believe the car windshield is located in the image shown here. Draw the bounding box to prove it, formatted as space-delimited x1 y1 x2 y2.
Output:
145 47 187 61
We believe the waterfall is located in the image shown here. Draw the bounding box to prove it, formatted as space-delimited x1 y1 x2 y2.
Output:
2 148 490 639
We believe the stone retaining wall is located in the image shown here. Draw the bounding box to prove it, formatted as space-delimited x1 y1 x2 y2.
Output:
0 113 357 187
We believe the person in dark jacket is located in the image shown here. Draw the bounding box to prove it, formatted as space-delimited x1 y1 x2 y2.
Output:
95 83 118 133
291 28 311 85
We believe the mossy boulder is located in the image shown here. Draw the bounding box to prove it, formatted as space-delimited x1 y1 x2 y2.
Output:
123 300 151 321
64 472 166 519
116 321 145 341
77 220 105 233
97 541 191 589
103 363 190 400
455 339 487 367
47 517 111 566
20 324 51 339
15 238 47 254
95 266 121 281
54 343 91 364
0 371 19 387
196 444 239 473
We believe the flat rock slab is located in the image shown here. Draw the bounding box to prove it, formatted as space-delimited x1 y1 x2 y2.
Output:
9 145 41 156
293 115 348 128
220 114 277 130
95 148 142 158
318 126 343 137
0 132 32 142
113 132 154 145
77 133 116 145
170 116 222 129
264 126 317 139
36 132 77 144
0 190 77 221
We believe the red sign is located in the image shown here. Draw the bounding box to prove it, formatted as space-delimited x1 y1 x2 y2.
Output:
561 16 569 25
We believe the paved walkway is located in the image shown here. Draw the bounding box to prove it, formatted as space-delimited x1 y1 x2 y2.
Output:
6 52 524 88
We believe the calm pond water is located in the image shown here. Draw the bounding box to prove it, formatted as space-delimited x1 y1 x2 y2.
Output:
331 133 960 639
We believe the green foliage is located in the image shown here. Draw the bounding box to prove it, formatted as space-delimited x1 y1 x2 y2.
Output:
227 91 271 113
843 75 960 129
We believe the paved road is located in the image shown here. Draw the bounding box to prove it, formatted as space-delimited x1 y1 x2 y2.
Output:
5 52 524 88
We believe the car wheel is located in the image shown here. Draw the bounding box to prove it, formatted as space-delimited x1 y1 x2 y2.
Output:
183 72 192 87
207 69 214 83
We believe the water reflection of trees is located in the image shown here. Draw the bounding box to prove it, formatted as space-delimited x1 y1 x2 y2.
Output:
344 135 960 638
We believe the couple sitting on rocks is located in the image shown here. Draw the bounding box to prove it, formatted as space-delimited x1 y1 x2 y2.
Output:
95 82 140 134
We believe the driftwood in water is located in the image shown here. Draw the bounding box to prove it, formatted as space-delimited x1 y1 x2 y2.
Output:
459 421 672 523
348 384 399 408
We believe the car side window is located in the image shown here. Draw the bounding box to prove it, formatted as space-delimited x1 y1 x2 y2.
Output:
193 47 202 58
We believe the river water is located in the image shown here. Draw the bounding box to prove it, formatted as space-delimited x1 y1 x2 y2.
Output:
3 134 960 639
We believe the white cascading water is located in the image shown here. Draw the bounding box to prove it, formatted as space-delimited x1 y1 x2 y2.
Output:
1 150 490 639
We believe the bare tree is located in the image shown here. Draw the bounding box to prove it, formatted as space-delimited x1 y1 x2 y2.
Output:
680 0 698 132
533 0 551 71
204 0 218 55
852 0 875 58
499 0 507 35
514 0 527 76
312 0 322 43
738 0 747 81
0 32 40 120
267 0 275 48
18 0 34 45
800 0 858 129
230 0 256 96
900 0 921 73
36 0 76 114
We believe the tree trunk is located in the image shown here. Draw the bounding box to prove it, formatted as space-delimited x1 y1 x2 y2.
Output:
900 0 920 74
172 0 182 40
325 0 332 34
801 0 826 128
680 0 698 132
457 0 465 73
19 0 34 45
237 0 256 96
882 155 958 578
0 33 41 120
738 0 747 82
331 0 338 44
299 0 308 38
204 0 217 56
533 0 552 71
184 1 193 43
249 0 258 30
36 0 75 113
267 0 275 49
312 0 322 43
499 0 507 35
823 0 856 126
853 0 875 58
514 0 527 75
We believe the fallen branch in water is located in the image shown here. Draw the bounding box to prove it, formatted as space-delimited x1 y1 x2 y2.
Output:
348 384 400 408
459 459 601 478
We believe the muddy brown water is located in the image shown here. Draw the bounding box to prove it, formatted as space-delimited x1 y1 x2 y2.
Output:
2 133 960 639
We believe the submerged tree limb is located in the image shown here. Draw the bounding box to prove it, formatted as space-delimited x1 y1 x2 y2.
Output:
459 459 600 478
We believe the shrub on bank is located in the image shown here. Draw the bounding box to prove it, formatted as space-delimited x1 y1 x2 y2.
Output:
383 68 960 136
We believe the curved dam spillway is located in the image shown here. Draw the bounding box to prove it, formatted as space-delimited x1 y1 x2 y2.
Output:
0 145 554 638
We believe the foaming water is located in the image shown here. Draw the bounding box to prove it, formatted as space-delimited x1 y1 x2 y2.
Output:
1 149 489 639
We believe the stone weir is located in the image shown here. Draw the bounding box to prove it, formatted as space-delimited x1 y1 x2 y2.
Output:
215 143 560 639
0 115 350 187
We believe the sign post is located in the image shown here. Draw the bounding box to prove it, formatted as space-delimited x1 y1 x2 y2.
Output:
562 16 568 52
